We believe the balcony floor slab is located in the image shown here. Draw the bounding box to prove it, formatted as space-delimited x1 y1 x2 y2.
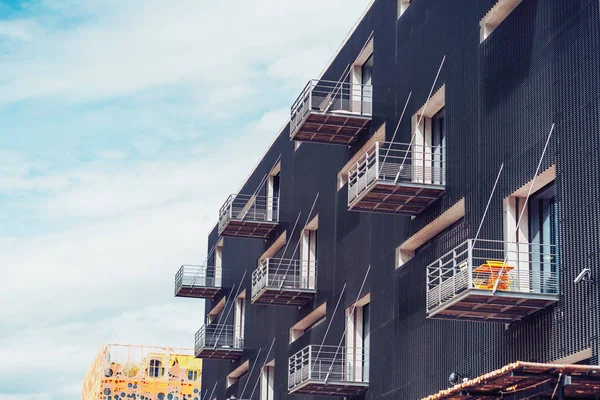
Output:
251 287 315 306
175 285 221 299
291 111 371 145
349 181 445 215
195 347 243 360
427 289 559 323
289 380 368 397
219 219 278 239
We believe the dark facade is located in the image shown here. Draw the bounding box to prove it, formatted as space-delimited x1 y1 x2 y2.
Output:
181 1 600 399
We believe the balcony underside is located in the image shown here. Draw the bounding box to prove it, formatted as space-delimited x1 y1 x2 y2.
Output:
291 111 371 145
349 181 445 215
219 219 278 239
195 347 243 360
289 380 368 397
251 287 315 306
428 289 559 323
175 285 221 299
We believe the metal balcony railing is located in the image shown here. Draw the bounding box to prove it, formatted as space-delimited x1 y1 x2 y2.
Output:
251 258 317 299
218 194 279 238
194 324 244 355
290 79 373 140
348 141 446 206
175 265 221 295
288 345 369 391
426 239 560 314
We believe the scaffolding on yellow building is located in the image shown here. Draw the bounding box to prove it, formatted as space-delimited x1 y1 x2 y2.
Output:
82 344 202 400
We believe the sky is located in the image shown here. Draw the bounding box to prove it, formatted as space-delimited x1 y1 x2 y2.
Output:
0 0 372 398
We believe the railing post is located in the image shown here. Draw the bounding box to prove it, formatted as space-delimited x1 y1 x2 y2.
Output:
452 249 457 294
309 81 314 111
375 142 380 181
467 240 473 288
438 258 442 305
308 346 312 380
265 259 270 288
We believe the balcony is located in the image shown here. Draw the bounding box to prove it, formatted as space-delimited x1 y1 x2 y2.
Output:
288 345 369 396
194 324 243 360
290 79 372 145
251 258 316 306
426 239 559 323
174 265 221 299
348 142 445 215
218 194 279 239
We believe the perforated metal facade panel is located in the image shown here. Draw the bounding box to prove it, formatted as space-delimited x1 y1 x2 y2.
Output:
198 1 600 399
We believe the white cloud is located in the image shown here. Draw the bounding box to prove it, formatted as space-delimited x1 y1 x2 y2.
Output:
0 19 43 41
0 0 371 106
0 106 285 398
0 0 373 398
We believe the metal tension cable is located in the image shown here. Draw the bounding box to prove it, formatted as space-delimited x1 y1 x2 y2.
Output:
394 55 446 185
324 265 371 384
492 123 555 295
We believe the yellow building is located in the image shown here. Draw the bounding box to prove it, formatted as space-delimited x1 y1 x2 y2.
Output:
82 344 202 400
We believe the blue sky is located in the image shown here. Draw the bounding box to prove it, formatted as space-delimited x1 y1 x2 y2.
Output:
0 0 371 399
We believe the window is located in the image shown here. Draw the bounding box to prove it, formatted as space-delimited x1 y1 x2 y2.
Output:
346 294 370 382
412 85 446 185
397 0 411 18
267 162 281 222
289 302 326 343
260 361 275 400
300 215 318 289
214 238 223 287
480 0 523 42
227 360 249 388
504 166 558 293
234 291 246 348
396 198 465 268
148 359 164 378
351 38 374 115
188 369 200 381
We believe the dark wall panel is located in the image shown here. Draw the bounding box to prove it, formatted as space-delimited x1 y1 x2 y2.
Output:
199 0 600 399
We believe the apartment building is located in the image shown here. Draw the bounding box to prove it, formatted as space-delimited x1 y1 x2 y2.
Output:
174 0 600 399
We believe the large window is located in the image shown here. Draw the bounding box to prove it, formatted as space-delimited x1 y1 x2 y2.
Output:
412 85 446 185
300 215 318 289
260 363 275 400
503 166 559 294
431 107 446 185
148 359 164 378
361 55 373 114
188 369 200 381
346 294 370 382
267 162 281 221
214 239 223 287
529 183 559 293
234 292 246 348
351 38 373 115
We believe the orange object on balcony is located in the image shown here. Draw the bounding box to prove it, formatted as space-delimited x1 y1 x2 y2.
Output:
473 260 514 290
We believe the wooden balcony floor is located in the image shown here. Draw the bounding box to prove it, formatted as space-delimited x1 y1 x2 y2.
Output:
175 285 221 299
428 289 559 323
195 347 243 360
251 287 315 306
349 181 445 215
289 380 369 397
219 219 278 239
291 111 371 145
